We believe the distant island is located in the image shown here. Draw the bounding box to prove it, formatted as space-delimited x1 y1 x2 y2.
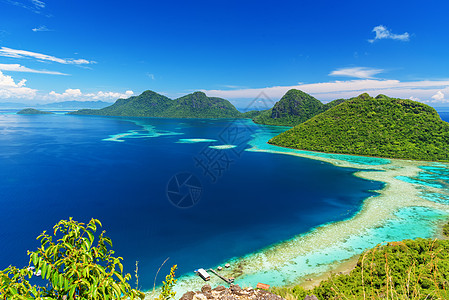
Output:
1 101 111 110
38 100 111 110
67 89 348 123
69 91 249 119
17 108 53 115
269 93 449 161
253 89 345 126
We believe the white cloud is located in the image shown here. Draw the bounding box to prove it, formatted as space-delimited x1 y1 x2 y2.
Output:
147 73 155 80
431 91 445 102
32 25 51 32
368 25 410 43
201 79 449 105
329 67 384 79
47 89 134 101
0 63 67 75
31 0 45 8
0 70 37 99
0 47 96 65
4 0 46 14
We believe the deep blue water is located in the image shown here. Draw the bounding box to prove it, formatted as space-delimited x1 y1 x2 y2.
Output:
0 112 383 289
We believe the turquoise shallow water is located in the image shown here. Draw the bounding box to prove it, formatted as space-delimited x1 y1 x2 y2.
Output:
171 122 449 296
0 114 384 291
233 206 446 287
2 112 449 296
247 125 391 166
397 163 449 189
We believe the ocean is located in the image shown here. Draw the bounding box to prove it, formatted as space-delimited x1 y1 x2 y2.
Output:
0 111 384 289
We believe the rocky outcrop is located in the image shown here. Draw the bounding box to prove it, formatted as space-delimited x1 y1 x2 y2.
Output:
179 284 318 300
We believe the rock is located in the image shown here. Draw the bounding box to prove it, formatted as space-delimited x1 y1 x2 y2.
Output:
193 294 208 300
180 291 195 300
184 284 285 300
304 295 318 300
212 285 226 292
230 284 242 293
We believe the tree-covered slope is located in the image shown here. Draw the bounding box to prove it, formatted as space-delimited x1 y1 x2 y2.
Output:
68 90 242 118
161 92 241 118
269 93 449 161
253 89 343 126
17 108 53 114
241 109 265 119
68 90 173 117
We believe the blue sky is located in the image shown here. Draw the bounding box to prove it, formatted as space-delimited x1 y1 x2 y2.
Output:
0 0 449 107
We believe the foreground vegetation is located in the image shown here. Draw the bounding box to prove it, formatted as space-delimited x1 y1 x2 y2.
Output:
269 93 449 161
272 238 449 300
0 218 176 300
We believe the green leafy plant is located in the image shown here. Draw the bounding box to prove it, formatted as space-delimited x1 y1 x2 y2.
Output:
158 265 177 300
0 218 146 299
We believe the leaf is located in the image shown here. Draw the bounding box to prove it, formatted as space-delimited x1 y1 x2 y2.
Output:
40 262 47 279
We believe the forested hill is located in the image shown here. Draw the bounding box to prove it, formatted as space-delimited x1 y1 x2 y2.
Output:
68 90 242 118
17 108 53 115
252 89 345 126
269 93 449 161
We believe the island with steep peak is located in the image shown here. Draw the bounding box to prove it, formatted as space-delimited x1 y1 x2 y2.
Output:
269 93 449 161
68 90 243 119
252 89 345 126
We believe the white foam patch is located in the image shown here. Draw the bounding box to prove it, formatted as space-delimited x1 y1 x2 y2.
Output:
177 138 217 143
208 145 237 149
102 121 183 142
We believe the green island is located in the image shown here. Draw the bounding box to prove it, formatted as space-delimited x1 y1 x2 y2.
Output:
252 89 345 126
67 89 342 124
16 108 53 115
269 93 449 162
68 91 243 119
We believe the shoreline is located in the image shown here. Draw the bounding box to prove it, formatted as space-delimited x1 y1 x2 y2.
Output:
144 122 449 298
154 146 449 298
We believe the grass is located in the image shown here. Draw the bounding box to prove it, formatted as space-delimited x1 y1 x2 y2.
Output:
271 238 449 300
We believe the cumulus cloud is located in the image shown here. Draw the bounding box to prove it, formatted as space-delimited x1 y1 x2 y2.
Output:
431 91 445 102
47 89 134 101
329 67 384 79
0 70 37 99
201 79 449 105
32 25 51 32
0 63 67 75
368 25 410 43
0 47 96 65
